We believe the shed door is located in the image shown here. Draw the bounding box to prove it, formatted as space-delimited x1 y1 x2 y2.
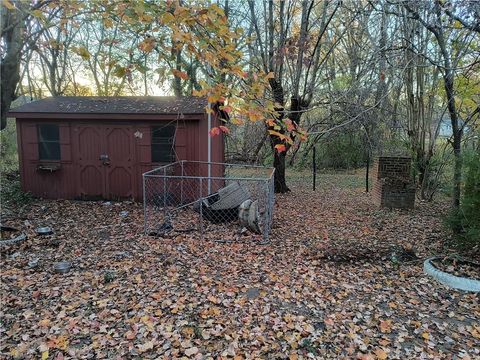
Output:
78 125 104 199
104 126 134 199
76 124 135 200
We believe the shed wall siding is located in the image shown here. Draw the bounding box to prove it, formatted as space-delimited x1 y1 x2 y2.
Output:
15 116 221 201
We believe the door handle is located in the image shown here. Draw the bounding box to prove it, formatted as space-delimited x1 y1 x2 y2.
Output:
99 154 110 165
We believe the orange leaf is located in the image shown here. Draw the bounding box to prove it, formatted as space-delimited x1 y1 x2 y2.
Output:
284 119 296 132
275 144 286 153
265 71 275 80
138 38 156 53
150 292 164 301
322 230 329 240
125 330 136 340
268 130 286 140
219 126 230 134
374 348 388 360
209 127 221 136
266 118 276 127
379 319 392 333
39 318 51 327
324 317 334 326
172 69 189 80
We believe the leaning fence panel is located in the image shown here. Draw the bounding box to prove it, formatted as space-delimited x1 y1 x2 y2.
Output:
143 161 275 243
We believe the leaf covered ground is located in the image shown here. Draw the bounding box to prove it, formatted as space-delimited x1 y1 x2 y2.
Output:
1 171 479 359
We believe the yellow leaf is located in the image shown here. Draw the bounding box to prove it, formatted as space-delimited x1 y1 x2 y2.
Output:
422 332 429 340
2 0 15 10
231 117 243 125
453 20 463 29
268 130 286 140
374 348 388 359
410 320 421 328
74 46 90 60
9 348 19 357
207 95 220 103
212 306 221 316
32 9 43 18
103 18 113 28
208 295 219 304
39 318 51 327
55 335 69 351
303 323 315 333
161 12 175 24
41 350 49 360
192 89 204 97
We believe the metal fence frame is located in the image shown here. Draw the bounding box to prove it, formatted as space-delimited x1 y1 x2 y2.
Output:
143 160 275 243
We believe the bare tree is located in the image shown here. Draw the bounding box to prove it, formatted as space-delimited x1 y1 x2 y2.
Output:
1 0 50 129
247 0 341 192
403 0 479 210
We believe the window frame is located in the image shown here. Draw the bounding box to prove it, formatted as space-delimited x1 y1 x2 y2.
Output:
151 125 176 163
37 124 61 161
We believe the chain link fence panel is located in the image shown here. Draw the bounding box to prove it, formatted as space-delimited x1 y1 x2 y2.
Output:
143 161 275 243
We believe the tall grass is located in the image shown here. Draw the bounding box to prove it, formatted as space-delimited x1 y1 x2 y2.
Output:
0 119 18 173
0 119 34 208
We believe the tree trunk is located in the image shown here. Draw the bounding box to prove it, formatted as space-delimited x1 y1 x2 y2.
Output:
1 1 26 130
273 149 289 193
267 78 290 193
439 38 462 210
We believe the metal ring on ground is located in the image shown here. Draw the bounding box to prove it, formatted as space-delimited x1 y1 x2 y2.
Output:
0 233 27 246
423 257 480 293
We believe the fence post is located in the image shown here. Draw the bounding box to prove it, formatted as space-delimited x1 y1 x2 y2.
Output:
162 168 168 222
143 174 147 234
199 177 203 239
313 146 317 191
180 161 184 204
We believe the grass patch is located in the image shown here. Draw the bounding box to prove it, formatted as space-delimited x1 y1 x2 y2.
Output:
286 167 367 190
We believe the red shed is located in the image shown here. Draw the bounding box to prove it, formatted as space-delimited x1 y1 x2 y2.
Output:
8 96 224 201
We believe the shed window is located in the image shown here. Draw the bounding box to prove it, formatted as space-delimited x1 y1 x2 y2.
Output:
38 124 60 160
151 125 175 162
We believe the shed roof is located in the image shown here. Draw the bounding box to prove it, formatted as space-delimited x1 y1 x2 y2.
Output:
9 96 208 115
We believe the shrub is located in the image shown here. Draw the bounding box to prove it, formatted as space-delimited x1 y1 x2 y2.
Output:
447 150 480 252
0 171 34 209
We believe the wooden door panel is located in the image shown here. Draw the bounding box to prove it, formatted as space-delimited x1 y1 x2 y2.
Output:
105 126 135 199
77 126 104 198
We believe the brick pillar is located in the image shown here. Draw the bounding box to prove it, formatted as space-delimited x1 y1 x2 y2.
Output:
373 156 415 209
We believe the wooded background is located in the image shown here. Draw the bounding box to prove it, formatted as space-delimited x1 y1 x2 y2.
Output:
1 0 479 202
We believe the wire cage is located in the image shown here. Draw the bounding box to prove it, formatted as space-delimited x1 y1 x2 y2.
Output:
143 161 275 243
